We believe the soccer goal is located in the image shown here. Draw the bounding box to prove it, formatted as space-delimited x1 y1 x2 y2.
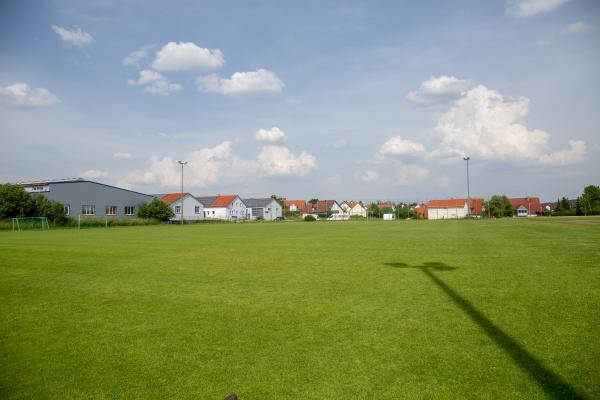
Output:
12 217 49 231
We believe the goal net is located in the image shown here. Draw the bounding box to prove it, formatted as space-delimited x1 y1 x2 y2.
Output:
12 217 49 231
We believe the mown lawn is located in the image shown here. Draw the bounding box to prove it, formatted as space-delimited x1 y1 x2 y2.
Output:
1 218 599 399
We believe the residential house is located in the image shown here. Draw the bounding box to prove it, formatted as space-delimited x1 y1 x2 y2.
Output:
161 193 204 222
509 197 542 217
19 178 154 218
301 200 343 216
196 195 248 220
284 200 306 213
412 203 428 219
427 198 484 220
243 198 283 220
341 201 367 217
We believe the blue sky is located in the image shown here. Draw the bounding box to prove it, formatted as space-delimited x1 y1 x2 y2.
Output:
1 0 598 202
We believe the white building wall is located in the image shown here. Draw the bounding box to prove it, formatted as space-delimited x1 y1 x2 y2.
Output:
427 204 468 220
350 204 367 217
171 195 204 221
330 202 343 214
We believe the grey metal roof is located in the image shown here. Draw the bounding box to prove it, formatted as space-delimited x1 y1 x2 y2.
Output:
195 196 218 206
243 198 275 208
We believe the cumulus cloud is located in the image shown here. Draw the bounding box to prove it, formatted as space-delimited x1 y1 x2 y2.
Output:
0 83 60 108
120 141 254 189
395 163 430 185
379 136 426 157
152 42 224 71
564 21 597 34
255 127 287 143
406 75 474 106
538 140 586 165
127 69 181 95
112 152 132 160
81 169 108 179
356 170 380 184
257 146 316 177
122 46 153 66
432 84 586 165
506 0 571 18
51 25 93 46
197 69 284 95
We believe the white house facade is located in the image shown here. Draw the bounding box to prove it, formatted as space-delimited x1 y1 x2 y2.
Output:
161 193 204 221
243 198 283 220
197 195 248 220
427 199 468 220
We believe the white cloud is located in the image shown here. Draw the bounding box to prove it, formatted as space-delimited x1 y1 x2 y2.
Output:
433 84 586 165
127 69 182 95
120 141 255 190
51 25 93 46
197 69 284 95
255 127 287 143
356 170 380 184
564 21 597 34
406 75 475 106
0 83 60 108
379 136 426 156
395 163 429 185
122 46 153 66
112 152 132 160
506 0 571 18
538 140 586 165
152 42 224 71
257 146 316 177
81 169 108 179
326 139 348 149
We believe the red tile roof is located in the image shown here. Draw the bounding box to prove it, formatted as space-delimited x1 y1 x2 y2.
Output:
161 193 188 204
210 195 238 207
302 200 340 213
284 200 306 209
509 197 542 214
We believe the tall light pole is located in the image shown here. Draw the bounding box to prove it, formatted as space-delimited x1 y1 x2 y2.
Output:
463 157 471 217
178 160 188 225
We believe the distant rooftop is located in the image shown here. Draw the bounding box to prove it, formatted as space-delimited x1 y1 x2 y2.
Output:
17 177 84 185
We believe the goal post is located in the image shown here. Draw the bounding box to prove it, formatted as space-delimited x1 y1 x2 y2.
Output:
12 217 49 231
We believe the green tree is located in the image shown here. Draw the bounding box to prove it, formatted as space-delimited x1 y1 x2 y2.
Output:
556 197 574 216
370 204 381 218
504 202 515 217
487 195 510 218
0 184 33 219
138 199 174 221
577 185 600 215
30 194 68 225
308 198 319 205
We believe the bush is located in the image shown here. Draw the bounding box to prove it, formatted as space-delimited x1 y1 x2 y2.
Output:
304 215 316 222
138 199 174 221
0 184 32 218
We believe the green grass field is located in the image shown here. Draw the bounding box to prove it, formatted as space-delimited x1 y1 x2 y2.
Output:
1 218 599 399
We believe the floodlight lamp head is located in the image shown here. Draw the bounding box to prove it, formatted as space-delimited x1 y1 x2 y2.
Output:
463 156 470 161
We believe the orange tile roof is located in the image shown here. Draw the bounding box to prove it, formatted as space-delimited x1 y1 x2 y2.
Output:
210 195 238 207
161 193 187 204
509 197 542 213
284 200 306 208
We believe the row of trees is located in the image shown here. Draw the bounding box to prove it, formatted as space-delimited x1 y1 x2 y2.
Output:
554 185 600 216
0 184 68 225
0 184 175 224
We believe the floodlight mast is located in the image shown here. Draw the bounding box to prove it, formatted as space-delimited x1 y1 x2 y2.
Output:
463 156 471 217
178 160 188 225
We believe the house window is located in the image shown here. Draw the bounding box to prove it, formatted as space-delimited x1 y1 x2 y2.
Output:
195 206 200 214
82 205 95 215
106 206 117 216
175 206 181 214
124 206 135 216
64 205 70 216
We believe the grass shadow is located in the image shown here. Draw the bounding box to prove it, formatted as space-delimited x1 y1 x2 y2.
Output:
386 261 585 399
